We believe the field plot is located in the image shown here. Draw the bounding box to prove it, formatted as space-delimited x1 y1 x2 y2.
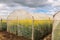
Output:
0 9 53 40
7 20 52 40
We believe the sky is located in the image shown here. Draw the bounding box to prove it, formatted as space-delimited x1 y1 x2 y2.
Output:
0 0 60 19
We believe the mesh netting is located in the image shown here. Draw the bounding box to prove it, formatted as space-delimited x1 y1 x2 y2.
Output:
7 9 53 40
7 9 33 40
32 13 52 40
52 12 60 40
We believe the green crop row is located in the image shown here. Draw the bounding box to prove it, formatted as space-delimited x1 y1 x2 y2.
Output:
7 22 52 40
0 20 52 40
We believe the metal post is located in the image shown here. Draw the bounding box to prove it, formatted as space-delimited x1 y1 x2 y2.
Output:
32 16 34 40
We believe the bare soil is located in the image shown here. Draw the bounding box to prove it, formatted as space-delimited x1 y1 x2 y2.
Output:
43 34 52 40
0 31 31 40
0 31 51 40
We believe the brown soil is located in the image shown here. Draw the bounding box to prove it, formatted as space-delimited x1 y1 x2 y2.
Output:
0 31 52 40
0 31 31 40
43 34 52 40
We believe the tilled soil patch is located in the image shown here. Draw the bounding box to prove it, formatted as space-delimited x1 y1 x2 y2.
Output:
0 31 31 40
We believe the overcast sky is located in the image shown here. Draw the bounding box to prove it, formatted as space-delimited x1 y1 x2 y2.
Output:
0 0 60 19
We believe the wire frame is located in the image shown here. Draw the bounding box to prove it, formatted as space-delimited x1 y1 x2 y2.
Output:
17 10 33 40
32 13 52 40
7 9 33 40
7 12 18 34
52 11 60 40
7 10 53 40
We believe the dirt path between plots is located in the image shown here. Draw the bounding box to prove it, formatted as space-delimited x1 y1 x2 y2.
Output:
0 31 51 40
0 31 31 40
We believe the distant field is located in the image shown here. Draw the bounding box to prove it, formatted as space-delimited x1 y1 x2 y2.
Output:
7 20 52 25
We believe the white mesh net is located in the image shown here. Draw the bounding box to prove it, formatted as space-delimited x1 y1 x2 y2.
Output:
7 9 53 40
52 11 60 40
32 13 52 40
7 9 33 40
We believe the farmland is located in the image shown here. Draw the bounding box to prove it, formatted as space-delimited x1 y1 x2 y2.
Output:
6 19 53 40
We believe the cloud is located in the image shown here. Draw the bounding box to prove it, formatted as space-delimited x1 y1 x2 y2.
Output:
0 0 60 8
12 0 52 7
52 2 60 7
0 0 60 16
11 0 60 9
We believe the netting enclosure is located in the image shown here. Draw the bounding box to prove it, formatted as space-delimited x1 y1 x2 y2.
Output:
7 9 53 40
7 9 33 40
52 11 60 40
32 13 52 40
